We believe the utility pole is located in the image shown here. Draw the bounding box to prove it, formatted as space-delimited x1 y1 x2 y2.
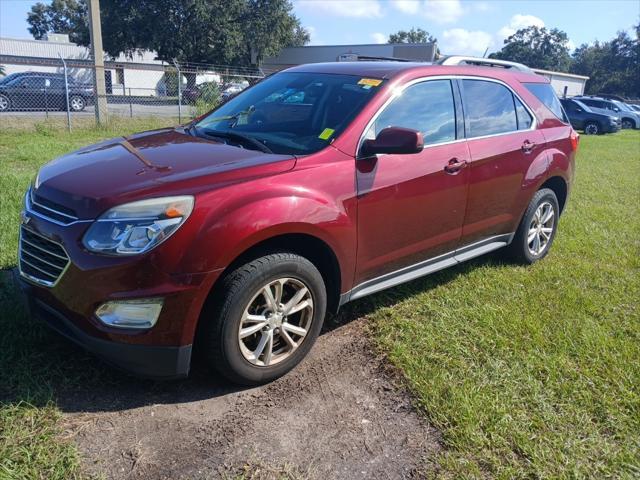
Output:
88 0 108 124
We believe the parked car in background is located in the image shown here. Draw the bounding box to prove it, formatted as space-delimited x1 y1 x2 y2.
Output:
560 98 620 134
221 81 249 100
0 73 94 112
18 58 577 385
574 96 640 129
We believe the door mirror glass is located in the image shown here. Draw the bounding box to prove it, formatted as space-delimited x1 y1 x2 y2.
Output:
45 79 51 88
360 127 423 157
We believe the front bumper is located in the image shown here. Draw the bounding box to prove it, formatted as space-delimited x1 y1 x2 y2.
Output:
20 278 192 379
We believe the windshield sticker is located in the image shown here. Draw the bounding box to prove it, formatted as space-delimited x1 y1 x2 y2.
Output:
358 78 383 87
318 128 335 140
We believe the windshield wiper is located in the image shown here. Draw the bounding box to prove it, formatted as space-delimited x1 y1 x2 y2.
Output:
199 128 273 154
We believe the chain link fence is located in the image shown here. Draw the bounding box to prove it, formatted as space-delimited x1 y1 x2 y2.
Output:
0 56 267 130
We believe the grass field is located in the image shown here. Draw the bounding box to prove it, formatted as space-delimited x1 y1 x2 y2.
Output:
0 121 639 479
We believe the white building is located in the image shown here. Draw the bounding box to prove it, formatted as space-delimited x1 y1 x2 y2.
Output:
531 68 589 97
1 35 171 96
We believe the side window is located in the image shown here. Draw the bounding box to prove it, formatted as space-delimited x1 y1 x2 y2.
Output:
372 79 456 144
524 82 568 122
514 96 533 130
461 80 517 137
21 77 45 88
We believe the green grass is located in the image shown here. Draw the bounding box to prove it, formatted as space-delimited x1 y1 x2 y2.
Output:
0 123 638 479
361 131 640 478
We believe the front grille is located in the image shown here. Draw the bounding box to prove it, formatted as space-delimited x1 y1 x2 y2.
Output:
19 227 70 287
28 189 79 225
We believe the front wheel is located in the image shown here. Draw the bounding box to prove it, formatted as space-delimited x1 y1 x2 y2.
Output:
583 121 600 135
621 119 634 129
201 253 327 385
507 188 559 264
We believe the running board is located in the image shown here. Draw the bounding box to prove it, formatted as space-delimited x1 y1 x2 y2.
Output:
343 234 513 304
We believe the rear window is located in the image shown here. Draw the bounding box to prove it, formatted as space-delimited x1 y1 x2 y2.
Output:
524 83 568 123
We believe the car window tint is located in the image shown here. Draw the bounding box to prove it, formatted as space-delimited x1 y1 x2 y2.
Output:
22 77 45 88
524 83 568 122
373 79 456 144
515 96 533 130
462 80 517 137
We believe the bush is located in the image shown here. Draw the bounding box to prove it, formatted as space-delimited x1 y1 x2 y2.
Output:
194 82 221 117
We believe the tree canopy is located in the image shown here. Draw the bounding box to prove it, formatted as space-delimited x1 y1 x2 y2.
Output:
489 25 572 71
388 28 436 44
27 0 309 67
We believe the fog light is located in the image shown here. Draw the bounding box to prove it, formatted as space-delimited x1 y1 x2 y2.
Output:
95 298 163 329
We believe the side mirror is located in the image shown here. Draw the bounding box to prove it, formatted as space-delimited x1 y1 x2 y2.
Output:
576 108 583 112
360 127 424 157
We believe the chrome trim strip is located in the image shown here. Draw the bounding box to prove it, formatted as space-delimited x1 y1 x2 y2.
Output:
18 226 71 288
20 256 59 279
343 234 513 304
20 237 69 260
356 75 538 157
21 248 66 271
25 188 92 227
30 196 78 220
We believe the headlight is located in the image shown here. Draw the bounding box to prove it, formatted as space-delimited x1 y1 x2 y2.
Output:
83 196 194 255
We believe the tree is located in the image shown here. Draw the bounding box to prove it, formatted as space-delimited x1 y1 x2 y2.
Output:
490 25 572 71
388 27 436 44
26 0 308 68
571 26 639 97
27 0 88 44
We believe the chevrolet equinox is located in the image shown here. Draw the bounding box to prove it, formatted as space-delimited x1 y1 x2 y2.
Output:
18 58 577 385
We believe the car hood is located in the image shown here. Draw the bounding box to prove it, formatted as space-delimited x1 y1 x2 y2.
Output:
33 127 296 219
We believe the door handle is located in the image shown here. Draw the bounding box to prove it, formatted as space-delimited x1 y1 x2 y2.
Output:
444 158 467 174
521 140 536 154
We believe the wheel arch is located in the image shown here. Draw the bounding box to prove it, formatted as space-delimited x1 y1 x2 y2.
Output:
206 232 343 316
539 175 568 214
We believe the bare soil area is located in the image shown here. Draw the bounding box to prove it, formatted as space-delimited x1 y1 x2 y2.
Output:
62 319 440 479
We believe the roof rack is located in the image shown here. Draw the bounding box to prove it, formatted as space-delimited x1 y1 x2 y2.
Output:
437 56 533 73
337 54 412 62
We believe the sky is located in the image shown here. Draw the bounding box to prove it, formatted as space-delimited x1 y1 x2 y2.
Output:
1 0 639 56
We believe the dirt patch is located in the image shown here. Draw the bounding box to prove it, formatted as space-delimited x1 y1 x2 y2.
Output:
63 320 440 479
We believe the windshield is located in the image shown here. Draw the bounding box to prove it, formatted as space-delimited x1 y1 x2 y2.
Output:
195 72 384 155
612 100 632 112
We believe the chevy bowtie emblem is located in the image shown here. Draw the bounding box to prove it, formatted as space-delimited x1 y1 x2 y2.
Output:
20 211 30 225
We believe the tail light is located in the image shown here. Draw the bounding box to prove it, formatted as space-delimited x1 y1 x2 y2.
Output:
570 129 579 152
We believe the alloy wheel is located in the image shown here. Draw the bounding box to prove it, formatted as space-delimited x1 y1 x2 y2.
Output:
527 201 555 256
0 95 8 111
238 277 314 367
584 123 598 135
621 119 633 129
70 96 84 111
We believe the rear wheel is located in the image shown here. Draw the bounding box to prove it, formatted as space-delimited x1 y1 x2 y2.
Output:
583 121 600 135
201 253 327 385
0 94 9 112
69 95 85 112
507 188 559 264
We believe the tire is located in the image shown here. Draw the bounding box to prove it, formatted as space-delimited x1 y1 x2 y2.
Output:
507 188 560 264
201 253 327 385
621 118 634 129
583 121 600 135
0 94 9 112
68 95 86 112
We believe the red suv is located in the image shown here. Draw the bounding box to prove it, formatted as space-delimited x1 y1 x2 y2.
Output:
18 58 577 385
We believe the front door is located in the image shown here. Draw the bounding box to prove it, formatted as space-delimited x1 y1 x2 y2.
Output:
355 78 470 287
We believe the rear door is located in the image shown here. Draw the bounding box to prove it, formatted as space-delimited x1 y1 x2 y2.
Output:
355 78 470 286
459 78 546 246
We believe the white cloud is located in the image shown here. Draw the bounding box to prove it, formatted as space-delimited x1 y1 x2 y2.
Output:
371 32 387 44
422 0 464 24
296 0 383 18
391 0 420 14
441 28 494 55
390 0 464 24
497 14 545 41
305 25 320 45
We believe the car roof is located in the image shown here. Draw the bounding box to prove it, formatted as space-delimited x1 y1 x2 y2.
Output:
282 61 547 84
